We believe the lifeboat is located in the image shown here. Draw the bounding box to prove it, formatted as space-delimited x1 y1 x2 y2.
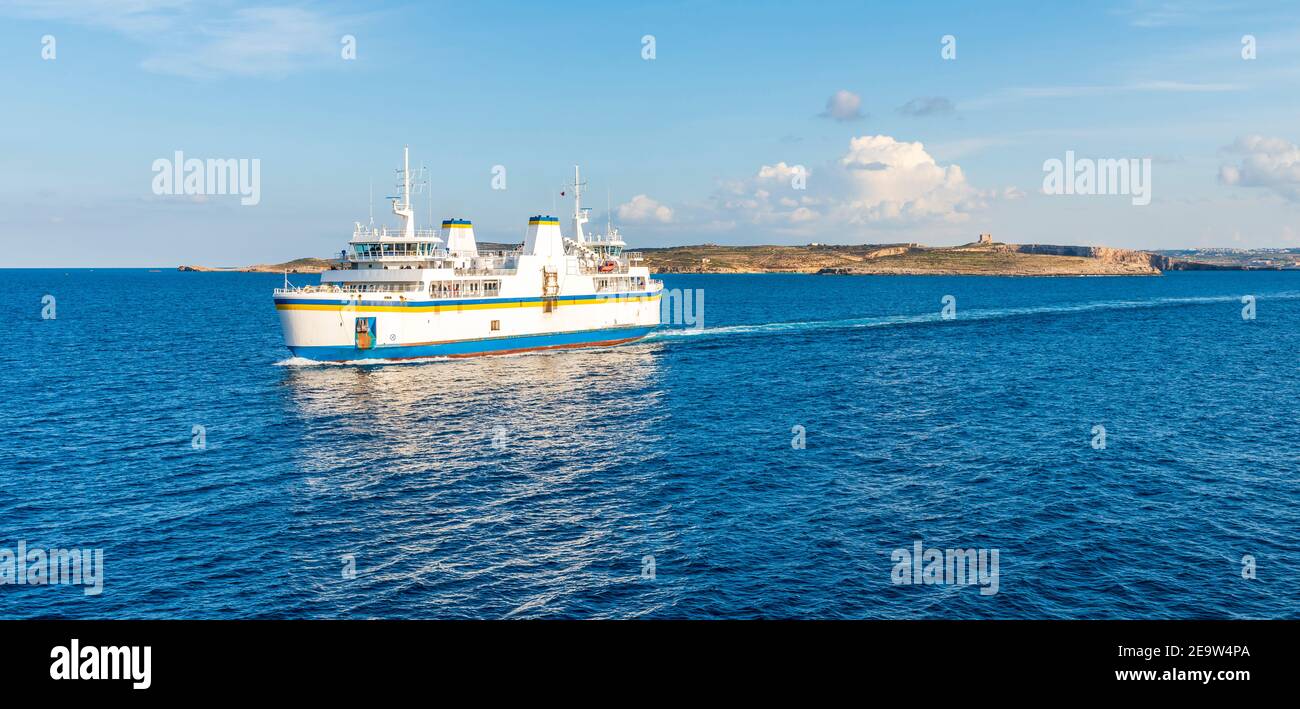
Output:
598 260 618 273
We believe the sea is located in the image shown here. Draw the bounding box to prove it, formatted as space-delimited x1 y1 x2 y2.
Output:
3 269 1298 618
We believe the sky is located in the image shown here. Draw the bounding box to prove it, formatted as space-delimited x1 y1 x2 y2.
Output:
3 0 1300 267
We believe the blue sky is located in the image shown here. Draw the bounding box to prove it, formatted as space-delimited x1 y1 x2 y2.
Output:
3 0 1300 266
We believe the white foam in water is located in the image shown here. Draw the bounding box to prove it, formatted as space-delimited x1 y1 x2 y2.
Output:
274 356 449 367
273 344 623 367
273 290 1300 362
274 357 322 367
649 291 1300 342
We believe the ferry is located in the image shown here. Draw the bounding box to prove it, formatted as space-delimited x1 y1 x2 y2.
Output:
273 148 663 360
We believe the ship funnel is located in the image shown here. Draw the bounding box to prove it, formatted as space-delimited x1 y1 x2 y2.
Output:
441 218 477 256
524 215 564 258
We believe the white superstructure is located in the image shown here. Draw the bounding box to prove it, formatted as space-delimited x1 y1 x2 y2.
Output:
274 148 662 360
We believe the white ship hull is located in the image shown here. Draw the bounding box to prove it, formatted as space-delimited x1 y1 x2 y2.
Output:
276 286 661 360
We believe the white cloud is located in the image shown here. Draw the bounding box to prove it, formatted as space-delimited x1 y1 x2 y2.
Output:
1 1 359 78
141 7 347 79
789 206 818 223
830 135 996 223
962 80 1241 110
755 162 807 183
1218 135 1300 201
1112 0 1239 28
928 136 1013 160
616 194 674 223
819 89 865 122
1 0 191 35
706 135 1007 235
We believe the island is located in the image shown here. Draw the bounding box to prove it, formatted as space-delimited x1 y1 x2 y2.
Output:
177 257 336 274
179 235 1288 276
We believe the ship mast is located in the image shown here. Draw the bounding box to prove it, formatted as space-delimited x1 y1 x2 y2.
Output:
571 165 588 243
391 145 415 238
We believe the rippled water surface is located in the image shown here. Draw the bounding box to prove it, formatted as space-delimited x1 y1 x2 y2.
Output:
3 269 1298 618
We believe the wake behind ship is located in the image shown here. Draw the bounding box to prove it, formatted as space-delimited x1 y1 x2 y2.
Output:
274 148 663 360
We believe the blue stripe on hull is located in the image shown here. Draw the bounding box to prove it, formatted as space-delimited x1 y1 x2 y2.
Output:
287 325 656 361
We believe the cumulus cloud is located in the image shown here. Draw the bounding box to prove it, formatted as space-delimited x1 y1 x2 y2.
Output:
755 162 807 183
897 96 956 117
708 135 1006 233
819 89 865 122
616 194 674 223
830 135 996 223
1218 135 1300 201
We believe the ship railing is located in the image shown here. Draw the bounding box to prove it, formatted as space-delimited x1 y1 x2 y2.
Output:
349 253 443 262
274 283 419 295
351 227 443 240
339 254 525 273
453 267 519 276
430 288 502 298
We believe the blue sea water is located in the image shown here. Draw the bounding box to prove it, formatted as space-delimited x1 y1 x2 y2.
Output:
3 269 1298 619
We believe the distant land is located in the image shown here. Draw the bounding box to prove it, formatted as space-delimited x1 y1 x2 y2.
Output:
178 238 1300 276
178 257 336 274
642 242 1156 276
1152 247 1300 270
